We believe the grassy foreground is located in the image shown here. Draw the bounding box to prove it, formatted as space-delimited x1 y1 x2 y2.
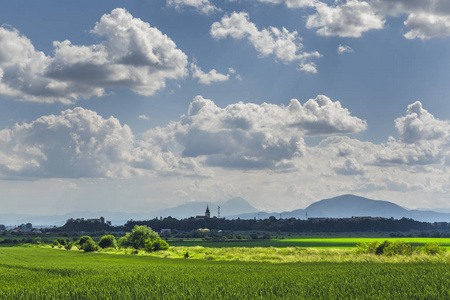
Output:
0 247 449 299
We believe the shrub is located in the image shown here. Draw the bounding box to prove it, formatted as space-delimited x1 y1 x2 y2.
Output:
375 240 391 255
383 241 413 256
145 238 169 252
52 240 61 248
77 235 98 252
65 242 73 251
56 238 67 246
355 241 378 254
423 243 446 255
98 235 117 249
82 239 98 252
118 234 132 248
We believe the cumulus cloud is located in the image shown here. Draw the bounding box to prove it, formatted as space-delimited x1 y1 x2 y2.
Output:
373 102 450 166
138 115 150 120
190 63 230 84
333 158 366 175
306 0 385 37
0 108 192 178
210 12 321 72
337 44 354 54
167 0 221 15
0 8 188 104
255 0 317 8
403 13 450 39
168 95 366 169
255 0 450 39
395 101 449 143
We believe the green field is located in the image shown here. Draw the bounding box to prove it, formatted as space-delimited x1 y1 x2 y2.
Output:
0 247 449 299
169 237 450 248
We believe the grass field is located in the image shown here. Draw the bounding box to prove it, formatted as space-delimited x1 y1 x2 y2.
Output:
169 237 450 248
0 247 449 299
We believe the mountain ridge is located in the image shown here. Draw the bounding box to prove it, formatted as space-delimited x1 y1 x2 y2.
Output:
1 194 449 226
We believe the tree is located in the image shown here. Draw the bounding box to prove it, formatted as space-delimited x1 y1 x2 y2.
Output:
98 235 117 249
77 235 98 252
118 234 132 248
82 239 98 252
129 225 159 249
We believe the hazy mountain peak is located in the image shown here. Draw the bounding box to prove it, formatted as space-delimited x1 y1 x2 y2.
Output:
305 194 408 218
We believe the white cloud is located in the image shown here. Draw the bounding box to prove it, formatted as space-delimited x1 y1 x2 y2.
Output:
255 0 317 8
0 107 194 178
403 13 450 39
368 0 450 39
395 101 449 143
138 114 150 120
167 0 221 15
298 62 318 74
211 12 321 72
333 158 366 175
306 0 385 37
255 0 450 39
337 44 354 54
167 95 366 169
190 63 230 84
0 8 188 104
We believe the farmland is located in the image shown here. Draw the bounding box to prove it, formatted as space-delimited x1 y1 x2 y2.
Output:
0 241 450 299
0 246 449 299
168 237 450 248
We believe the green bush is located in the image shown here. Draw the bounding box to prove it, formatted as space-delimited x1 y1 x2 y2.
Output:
144 238 169 252
56 238 67 246
52 240 61 248
130 225 159 249
383 241 413 256
375 240 391 255
98 235 117 249
118 234 132 248
422 243 446 255
119 226 161 249
82 239 98 252
65 242 73 251
77 235 98 252
355 241 378 254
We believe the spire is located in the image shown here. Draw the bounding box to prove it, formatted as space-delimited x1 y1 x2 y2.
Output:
205 205 210 218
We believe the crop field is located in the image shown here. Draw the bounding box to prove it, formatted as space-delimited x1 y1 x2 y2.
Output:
169 237 450 248
0 247 449 299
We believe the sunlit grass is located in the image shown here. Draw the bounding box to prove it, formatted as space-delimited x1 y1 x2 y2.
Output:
146 245 450 263
0 247 449 299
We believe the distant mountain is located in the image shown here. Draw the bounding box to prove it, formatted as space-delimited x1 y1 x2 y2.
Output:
153 197 258 219
230 194 450 222
2 194 449 226
305 194 408 219
303 194 450 222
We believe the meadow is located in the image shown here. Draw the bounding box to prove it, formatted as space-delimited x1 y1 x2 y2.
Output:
0 247 449 299
169 237 450 249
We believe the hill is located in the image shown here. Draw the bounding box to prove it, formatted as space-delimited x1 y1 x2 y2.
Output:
152 197 258 219
305 194 408 219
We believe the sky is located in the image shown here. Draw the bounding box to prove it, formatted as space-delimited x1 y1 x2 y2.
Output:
1 0 450 215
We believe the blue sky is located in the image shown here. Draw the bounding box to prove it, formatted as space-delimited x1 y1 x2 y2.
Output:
1 0 450 215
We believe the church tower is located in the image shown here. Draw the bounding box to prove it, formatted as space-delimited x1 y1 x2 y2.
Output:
205 205 210 218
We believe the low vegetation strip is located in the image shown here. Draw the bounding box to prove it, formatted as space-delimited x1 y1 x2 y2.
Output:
0 247 449 299
146 245 449 263
168 237 450 248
